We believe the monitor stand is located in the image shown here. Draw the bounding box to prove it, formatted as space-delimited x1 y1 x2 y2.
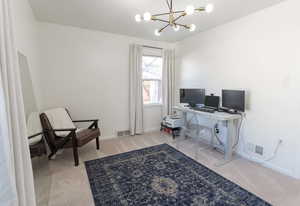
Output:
188 102 196 108
227 109 238 114
220 108 238 114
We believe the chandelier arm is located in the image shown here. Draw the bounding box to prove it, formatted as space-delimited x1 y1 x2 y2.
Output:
173 14 185 23
174 23 189 29
152 12 172 17
195 7 205 12
154 18 169 24
151 7 203 18
173 10 185 14
159 24 170 33
165 0 171 12
171 8 204 15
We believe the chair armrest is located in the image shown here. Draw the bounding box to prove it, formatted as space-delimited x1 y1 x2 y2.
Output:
72 119 99 123
73 119 99 129
47 128 77 141
51 128 77 132
28 132 43 139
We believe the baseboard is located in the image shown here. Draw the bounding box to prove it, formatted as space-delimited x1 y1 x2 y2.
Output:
101 135 118 140
238 151 299 179
100 128 160 140
262 161 298 179
144 127 160 133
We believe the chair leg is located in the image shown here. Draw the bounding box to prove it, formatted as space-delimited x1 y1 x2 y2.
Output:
71 132 79 166
72 146 79 166
48 152 55 160
96 136 100 150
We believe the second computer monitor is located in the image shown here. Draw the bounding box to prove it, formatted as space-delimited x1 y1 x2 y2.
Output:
222 90 245 112
180 89 205 105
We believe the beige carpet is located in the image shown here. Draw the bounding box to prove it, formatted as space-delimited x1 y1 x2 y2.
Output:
32 132 300 206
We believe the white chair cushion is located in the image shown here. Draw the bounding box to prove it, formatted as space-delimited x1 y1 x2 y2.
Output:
44 108 76 137
27 112 42 145
28 135 42 146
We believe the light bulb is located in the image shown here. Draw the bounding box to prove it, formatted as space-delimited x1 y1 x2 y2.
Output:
173 25 180 32
205 4 214 13
185 5 195 15
189 24 196 32
135 14 142 22
154 29 161 36
143 12 152 21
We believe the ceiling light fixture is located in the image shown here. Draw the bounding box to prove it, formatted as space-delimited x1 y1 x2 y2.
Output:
135 14 142 22
143 12 152 21
135 0 214 36
189 24 196 32
173 25 180 32
185 5 195 15
205 4 214 13
154 29 161 36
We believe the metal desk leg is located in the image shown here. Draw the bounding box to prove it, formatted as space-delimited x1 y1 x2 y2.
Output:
214 119 239 167
172 130 176 139
225 119 237 161
175 111 187 149
180 112 187 137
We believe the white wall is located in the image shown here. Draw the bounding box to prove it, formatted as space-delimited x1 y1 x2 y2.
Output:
37 22 174 138
176 0 300 178
11 0 41 110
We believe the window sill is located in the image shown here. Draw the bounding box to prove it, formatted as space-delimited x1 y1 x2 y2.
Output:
143 103 163 108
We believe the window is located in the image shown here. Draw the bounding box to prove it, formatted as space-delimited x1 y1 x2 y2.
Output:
142 56 163 105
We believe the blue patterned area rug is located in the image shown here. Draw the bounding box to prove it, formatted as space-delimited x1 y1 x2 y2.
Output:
85 144 271 206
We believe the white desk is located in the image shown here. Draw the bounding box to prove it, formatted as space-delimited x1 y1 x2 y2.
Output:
173 106 242 161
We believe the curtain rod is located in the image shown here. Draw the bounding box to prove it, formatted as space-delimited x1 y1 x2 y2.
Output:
142 45 163 50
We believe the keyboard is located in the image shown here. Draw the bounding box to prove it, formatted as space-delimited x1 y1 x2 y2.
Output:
192 107 215 113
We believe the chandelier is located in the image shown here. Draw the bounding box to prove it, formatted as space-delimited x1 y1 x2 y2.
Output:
135 0 214 36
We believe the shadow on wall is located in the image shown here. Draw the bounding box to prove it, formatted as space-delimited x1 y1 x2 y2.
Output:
18 52 38 117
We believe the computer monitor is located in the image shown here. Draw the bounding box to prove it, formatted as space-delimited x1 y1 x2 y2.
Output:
222 90 245 112
204 96 220 109
180 89 205 105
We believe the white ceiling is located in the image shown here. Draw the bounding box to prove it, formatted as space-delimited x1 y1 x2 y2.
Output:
29 0 285 42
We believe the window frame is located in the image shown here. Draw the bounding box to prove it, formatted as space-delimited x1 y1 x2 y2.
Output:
142 55 163 106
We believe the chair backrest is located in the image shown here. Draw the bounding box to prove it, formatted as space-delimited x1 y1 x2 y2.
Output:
40 113 56 152
40 108 76 151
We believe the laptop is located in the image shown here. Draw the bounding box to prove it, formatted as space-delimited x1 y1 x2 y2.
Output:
193 96 220 113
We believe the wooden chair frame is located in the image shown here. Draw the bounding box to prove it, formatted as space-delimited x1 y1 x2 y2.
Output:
28 132 47 158
40 110 100 166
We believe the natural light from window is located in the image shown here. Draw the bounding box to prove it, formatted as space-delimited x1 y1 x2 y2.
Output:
142 56 163 105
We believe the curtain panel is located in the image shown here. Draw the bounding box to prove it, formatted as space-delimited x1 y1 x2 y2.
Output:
0 0 36 205
162 49 175 117
129 44 144 135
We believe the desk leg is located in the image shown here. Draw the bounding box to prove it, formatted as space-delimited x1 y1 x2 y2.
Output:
225 119 237 161
175 111 187 149
182 111 188 137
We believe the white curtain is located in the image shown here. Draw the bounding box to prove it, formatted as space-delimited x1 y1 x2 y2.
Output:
129 44 144 135
0 0 36 205
162 49 175 117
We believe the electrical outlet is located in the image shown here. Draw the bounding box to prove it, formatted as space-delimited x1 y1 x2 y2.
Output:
255 145 264 156
214 127 219 134
214 124 219 134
